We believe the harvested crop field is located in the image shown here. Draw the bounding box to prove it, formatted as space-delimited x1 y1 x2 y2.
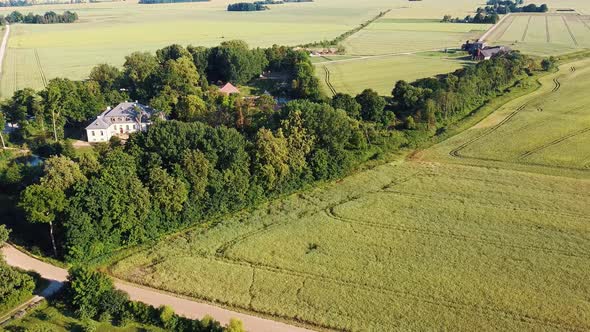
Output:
111 58 590 331
484 13 590 55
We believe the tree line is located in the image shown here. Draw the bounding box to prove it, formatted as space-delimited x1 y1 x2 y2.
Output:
0 10 78 25
0 41 551 265
443 1 548 24
486 0 548 14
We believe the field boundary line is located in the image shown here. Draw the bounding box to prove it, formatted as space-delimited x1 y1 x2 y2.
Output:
478 13 512 42
562 16 579 46
519 127 590 160
521 16 532 42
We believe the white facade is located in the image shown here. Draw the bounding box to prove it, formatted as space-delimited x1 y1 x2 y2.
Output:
85 102 158 143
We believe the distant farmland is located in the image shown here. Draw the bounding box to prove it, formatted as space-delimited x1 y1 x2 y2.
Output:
112 57 590 331
318 53 468 96
484 13 590 55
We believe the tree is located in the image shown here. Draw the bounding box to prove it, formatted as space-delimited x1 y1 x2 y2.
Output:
225 318 246 332
331 93 361 119
355 89 386 123
254 128 290 189
123 52 159 101
89 64 122 94
67 267 114 319
208 40 268 84
176 94 207 122
148 166 189 216
19 184 66 256
181 149 210 197
41 155 87 191
156 44 191 64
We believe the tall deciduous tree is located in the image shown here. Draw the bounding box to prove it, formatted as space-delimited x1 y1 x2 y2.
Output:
19 184 66 256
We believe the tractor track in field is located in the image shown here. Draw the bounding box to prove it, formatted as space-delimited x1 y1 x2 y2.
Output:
562 16 579 46
34 49 47 87
210 252 590 332
324 205 590 259
570 66 576 73
323 66 337 96
521 16 532 42
518 128 590 160
579 17 590 31
496 15 515 41
552 77 561 92
546 16 551 42
449 105 524 158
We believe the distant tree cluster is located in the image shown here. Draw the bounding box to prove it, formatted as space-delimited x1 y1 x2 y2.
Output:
227 2 269 11
443 1 548 23
484 0 548 14
0 10 78 25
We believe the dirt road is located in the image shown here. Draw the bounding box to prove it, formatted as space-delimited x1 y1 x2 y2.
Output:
1 244 314 332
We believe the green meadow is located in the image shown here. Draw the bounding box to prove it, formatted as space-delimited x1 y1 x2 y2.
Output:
111 58 590 331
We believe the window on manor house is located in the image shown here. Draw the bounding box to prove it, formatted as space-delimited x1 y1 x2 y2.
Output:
92 131 95 136
101 131 104 136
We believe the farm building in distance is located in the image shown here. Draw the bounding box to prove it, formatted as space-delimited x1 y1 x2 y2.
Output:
462 40 510 60
85 102 161 143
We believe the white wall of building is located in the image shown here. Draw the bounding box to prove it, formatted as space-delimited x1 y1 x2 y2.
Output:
86 122 144 143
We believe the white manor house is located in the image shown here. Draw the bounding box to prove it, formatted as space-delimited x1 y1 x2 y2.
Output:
85 102 161 143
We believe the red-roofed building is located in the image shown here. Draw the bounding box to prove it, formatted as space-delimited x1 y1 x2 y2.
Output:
219 82 240 95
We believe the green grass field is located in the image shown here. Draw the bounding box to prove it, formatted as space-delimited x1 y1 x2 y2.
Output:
485 13 590 56
317 53 469 96
111 58 590 331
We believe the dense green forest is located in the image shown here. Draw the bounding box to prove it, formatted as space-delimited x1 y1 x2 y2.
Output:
0 10 78 24
0 38 547 265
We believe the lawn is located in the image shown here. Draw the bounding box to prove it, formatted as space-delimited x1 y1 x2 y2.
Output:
484 13 590 56
316 53 470 96
110 58 590 331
